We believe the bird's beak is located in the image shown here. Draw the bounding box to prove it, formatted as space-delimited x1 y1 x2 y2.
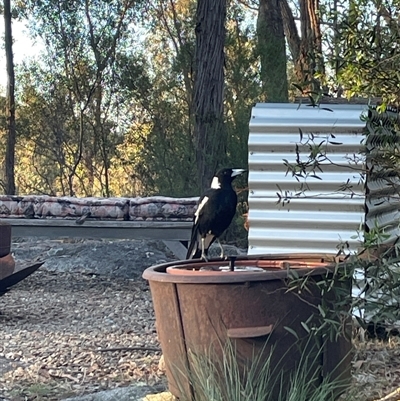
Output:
231 169 246 177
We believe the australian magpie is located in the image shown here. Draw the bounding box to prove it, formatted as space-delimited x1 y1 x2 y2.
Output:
186 168 245 260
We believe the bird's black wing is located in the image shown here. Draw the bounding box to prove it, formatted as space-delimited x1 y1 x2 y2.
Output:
186 190 217 259
186 212 200 259
199 189 237 237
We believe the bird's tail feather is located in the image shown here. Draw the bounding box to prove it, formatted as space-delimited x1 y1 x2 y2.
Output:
186 225 200 259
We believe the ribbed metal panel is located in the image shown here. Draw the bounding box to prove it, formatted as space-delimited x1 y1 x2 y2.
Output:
364 110 400 239
248 103 400 255
248 103 368 255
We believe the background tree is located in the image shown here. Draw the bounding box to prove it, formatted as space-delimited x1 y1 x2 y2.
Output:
280 0 324 91
257 0 288 101
338 0 400 104
3 0 16 194
113 0 198 197
225 2 260 168
193 0 227 191
6 0 397 200
21 0 139 196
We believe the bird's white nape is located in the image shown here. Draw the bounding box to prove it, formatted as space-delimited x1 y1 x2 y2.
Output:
231 168 245 177
210 176 221 189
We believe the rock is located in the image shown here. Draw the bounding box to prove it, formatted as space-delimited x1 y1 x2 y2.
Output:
61 382 166 401
11 238 246 280
11 238 176 280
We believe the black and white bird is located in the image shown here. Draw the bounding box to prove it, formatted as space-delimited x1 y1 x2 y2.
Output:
186 168 246 260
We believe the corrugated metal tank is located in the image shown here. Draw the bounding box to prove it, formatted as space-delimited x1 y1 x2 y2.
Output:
248 103 400 255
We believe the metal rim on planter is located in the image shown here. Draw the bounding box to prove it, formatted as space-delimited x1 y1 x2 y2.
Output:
142 253 342 283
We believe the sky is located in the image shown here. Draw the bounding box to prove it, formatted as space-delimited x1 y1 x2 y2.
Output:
0 18 42 91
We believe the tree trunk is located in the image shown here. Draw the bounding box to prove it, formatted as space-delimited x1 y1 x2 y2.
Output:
280 0 324 92
193 0 227 192
280 0 300 63
257 0 288 102
3 0 16 195
298 0 324 90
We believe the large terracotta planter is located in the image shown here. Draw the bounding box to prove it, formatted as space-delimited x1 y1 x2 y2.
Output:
143 254 352 399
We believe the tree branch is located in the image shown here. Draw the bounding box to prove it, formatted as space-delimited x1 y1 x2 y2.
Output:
280 0 301 62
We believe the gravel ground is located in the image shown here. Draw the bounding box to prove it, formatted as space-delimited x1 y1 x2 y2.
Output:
1 238 400 401
0 238 170 400
347 338 400 401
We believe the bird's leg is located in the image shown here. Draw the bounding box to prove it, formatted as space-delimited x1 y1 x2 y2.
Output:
201 238 208 262
217 239 226 259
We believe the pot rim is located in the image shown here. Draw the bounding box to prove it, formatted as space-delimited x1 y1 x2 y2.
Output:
142 253 343 284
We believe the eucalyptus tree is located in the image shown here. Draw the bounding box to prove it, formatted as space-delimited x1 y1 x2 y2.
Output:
115 0 199 196
224 2 261 167
21 0 142 196
3 0 16 194
253 0 327 98
117 0 259 196
279 0 324 91
257 0 288 102
193 0 227 191
337 0 400 104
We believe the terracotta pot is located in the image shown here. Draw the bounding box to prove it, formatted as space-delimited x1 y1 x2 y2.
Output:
0 222 11 258
0 253 15 280
143 254 353 400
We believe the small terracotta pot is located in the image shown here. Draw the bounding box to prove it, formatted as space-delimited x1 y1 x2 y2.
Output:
166 258 330 276
0 253 15 280
0 222 12 258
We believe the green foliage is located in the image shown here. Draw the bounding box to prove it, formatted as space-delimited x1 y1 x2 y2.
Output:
287 261 353 343
219 179 249 249
12 0 142 196
3 0 400 199
225 3 260 169
336 0 400 103
3 0 254 199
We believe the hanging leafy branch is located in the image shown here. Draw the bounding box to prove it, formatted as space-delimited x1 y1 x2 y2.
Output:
281 103 400 338
277 125 365 205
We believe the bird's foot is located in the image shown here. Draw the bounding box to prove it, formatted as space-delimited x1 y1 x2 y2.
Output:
219 252 228 260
